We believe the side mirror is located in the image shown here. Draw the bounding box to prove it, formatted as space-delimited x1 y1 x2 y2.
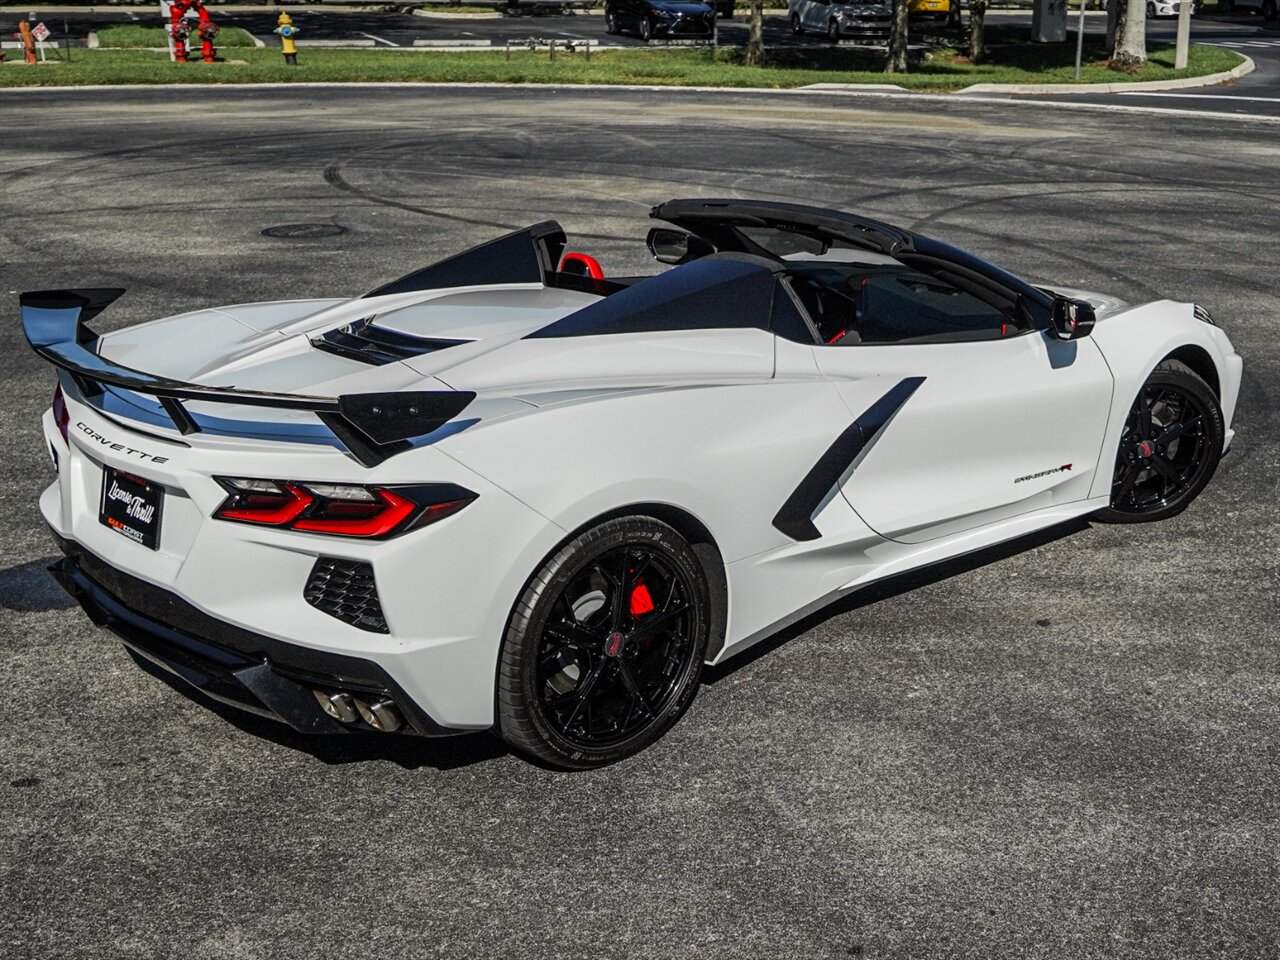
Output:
646 227 715 266
1051 297 1097 341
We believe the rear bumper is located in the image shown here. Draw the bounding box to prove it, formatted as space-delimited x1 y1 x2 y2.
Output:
50 533 459 737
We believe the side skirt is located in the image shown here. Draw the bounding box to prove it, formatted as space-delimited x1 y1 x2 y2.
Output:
712 496 1107 666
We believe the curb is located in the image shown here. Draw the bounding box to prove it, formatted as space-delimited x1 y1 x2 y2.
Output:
412 9 505 18
956 53 1255 94
0 53 1257 100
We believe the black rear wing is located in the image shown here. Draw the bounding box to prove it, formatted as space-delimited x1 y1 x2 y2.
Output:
21 289 475 468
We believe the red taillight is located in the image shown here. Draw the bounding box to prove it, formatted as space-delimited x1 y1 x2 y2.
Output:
52 384 70 443
293 488 417 538
216 480 314 525
212 478 474 540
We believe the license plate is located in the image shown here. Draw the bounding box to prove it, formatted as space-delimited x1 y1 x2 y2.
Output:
100 466 164 550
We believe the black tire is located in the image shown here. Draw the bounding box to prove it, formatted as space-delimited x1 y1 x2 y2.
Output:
791 12 804 32
1220 0 1234 13
496 516 711 770
639 15 653 40
1146 1 1157 14
1264 0 1276 19
1093 359 1224 524
827 17 840 41
605 7 621 33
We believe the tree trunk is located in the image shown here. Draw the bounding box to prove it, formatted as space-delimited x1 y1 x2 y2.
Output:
885 0 909 73
969 0 988 64
1111 0 1147 68
746 0 765 65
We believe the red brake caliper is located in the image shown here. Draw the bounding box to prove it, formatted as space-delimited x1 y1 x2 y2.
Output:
629 582 655 617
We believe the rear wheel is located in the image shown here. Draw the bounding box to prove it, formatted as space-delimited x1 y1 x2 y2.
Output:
1094 359 1224 524
1146 1 1157 14
1264 0 1277 19
827 17 840 40
497 517 711 769
639 15 653 40
791 12 804 32
605 7 621 33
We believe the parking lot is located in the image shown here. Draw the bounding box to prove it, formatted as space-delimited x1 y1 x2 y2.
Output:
1 85 1278 958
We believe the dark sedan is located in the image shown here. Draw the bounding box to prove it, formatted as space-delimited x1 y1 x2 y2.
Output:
604 0 718 40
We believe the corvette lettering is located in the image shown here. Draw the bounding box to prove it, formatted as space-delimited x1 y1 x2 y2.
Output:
75 422 169 464
1014 464 1072 484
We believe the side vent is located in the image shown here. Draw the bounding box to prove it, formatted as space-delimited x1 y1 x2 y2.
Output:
304 557 389 633
312 317 468 365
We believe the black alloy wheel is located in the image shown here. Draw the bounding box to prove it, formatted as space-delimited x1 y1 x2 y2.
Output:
640 15 654 40
497 517 711 769
1095 359 1224 523
791 12 804 32
827 18 841 41
605 7 621 33
1146 1 1156 15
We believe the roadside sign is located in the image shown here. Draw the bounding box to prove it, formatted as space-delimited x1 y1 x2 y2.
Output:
31 21 50 41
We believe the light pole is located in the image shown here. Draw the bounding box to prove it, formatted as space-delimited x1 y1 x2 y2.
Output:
1073 0 1087 79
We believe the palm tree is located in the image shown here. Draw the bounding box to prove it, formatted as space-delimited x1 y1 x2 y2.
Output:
746 0 766 65
885 0 909 72
1110 0 1147 67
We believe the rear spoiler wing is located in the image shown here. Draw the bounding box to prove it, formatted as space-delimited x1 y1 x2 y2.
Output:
21 289 475 468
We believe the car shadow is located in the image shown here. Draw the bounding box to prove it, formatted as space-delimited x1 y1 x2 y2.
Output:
702 517 1092 685
113 517 1090 771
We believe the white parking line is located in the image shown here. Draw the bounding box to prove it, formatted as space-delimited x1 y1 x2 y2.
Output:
1115 91 1280 102
359 32 399 47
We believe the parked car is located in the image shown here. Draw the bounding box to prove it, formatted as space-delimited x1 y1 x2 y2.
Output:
604 0 717 39
908 0 950 18
1146 0 1196 16
1218 0 1276 18
790 0 892 41
23 199 1242 768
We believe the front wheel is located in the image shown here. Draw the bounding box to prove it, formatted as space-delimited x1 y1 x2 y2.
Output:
827 17 840 40
639 15 653 40
1093 359 1225 524
605 8 621 33
1263 0 1277 19
1146 1 1157 14
791 12 804 32
496 517 711 769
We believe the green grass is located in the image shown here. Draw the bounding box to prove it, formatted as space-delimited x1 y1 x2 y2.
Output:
0 41 1242 89
94 24 258 48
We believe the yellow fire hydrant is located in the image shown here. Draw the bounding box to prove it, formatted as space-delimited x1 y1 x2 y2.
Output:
274 12 299 65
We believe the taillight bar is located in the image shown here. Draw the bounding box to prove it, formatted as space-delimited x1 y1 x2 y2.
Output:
213 478 475 539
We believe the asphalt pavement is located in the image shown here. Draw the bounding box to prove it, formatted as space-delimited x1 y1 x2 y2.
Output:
2 86 1279 959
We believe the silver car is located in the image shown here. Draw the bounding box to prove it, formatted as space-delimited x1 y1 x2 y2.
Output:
789 0 892 42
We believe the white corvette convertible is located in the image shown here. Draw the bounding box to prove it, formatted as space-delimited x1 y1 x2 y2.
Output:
24 199 1242 768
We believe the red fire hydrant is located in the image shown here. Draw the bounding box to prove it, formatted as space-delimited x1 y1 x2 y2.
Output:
169 0 218 63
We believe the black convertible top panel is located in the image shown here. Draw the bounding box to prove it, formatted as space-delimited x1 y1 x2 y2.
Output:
364 221 565 298
651 198 916 256
526 253 783 339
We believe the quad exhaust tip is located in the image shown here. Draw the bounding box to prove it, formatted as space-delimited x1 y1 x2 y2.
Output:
313 689 359 724
312 688 404 732
356 697 404 733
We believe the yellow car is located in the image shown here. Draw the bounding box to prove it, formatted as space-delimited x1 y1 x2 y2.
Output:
908 0 950 16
